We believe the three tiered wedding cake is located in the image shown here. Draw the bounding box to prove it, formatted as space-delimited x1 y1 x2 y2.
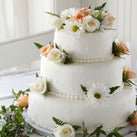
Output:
27 3 136 136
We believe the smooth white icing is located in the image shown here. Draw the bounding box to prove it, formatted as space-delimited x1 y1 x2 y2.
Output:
54 30 115 59
41 56 124 96
27 86 136 133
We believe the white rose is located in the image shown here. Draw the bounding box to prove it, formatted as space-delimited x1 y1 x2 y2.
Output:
83 16 100 32
30 77 47 93
47 48 66 64
50 16 63 29
54 124 75 137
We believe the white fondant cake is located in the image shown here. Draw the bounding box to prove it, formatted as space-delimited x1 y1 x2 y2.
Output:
41 56 123 96
54 30 114 60
27 86 136 133
27 5 136 135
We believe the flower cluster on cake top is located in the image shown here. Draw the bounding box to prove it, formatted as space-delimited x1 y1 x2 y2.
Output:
47 2 115 33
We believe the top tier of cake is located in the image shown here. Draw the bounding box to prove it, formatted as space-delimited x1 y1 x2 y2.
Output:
48 6 116 60
54 30 114 60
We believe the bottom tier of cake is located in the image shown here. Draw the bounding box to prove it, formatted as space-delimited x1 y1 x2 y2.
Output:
27 86 136 133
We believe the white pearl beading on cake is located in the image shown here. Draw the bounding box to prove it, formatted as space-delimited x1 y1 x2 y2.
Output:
50 92 87 100
50 84 124 100
74 54 114 63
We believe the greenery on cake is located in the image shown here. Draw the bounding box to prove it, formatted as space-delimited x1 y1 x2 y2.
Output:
112 39 130 57
0 105 33 137
46 2 115 33
52 117 81 131
34 42 75 64
94 2 106 10
52 116 126 137
109 86 120 94
80 84 88 95
123 66 136 86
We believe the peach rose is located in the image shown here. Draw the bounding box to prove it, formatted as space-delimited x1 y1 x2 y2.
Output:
79 8 93 16
103 13 115 27
116 40 129 55
113 39 130 56
17 94 29 108
40 45 54 56
75 8 93 21
128 111 137 125
123 66 136 82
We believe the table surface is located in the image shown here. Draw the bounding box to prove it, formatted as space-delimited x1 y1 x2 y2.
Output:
0 69 136 137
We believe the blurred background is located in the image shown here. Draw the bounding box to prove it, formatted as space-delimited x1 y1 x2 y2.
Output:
0 0 137 74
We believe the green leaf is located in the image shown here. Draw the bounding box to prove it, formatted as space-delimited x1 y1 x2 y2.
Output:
43 80 50 96
1 106 6 113
127 80 137 86
63 50 75 64
127 112 135 122
89 125 106 137
58 23 65 31
113 126 125 132
49 41 52 45
36 72 39 77
94 2 106 10
80 85 88 95
25 88 30 92
72 25 79 32
88 6 91 9
12 88 18 99
55 43 59 49
92 9 103 22
72 125 81 131
45 11 60 18
135 131 137 136
52 117 66 126
82 121 88 137
107 126 125 137
0 105 33 136
34 42 44 49
109 86 120 94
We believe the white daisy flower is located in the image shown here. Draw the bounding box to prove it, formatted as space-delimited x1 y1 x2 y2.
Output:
61 8 78 20
49 16 63 29
87 82 110 103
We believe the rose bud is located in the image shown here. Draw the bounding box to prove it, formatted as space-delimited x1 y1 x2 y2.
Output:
127 111 137 125
17 94 29 108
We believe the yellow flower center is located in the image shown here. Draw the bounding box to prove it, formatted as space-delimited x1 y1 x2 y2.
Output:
94 93 101 99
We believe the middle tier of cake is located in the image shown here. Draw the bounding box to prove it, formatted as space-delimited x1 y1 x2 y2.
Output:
41 56 124 96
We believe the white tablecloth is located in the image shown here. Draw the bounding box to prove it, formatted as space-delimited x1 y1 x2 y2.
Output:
0 69 136 137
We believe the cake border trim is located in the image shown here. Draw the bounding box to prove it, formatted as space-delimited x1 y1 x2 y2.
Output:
49 84 124 100
74 54 114 63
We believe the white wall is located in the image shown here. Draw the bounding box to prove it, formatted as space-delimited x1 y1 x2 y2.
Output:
0 30 54 71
